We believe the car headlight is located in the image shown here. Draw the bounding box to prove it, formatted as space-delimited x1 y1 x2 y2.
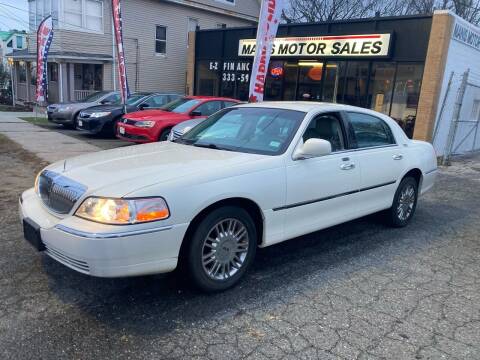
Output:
90 112 111 118
134 120 155 128
75 197 170 224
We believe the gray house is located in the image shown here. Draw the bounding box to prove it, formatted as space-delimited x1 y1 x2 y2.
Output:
9 0 259 104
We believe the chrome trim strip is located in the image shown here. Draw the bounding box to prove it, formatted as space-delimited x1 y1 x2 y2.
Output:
425 168 438 175
54 224 173 239
273 180 397 211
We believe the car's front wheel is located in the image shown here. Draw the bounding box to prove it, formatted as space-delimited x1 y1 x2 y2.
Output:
158 128 171 142
386 176 418 227
186 206 257 292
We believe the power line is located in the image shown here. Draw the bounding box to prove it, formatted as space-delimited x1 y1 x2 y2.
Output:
0 4 30 28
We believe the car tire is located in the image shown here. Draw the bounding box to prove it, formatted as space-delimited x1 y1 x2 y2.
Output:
186 206 257 292
386 176 418 228
158 128 171 142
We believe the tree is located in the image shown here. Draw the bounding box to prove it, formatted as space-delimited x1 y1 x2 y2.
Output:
283 0 480 25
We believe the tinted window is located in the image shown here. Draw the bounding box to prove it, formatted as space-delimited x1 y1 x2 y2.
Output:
223 101 239 108
161 98 202 113
83 91 109 102
195 101 223 116
142 95 169 108
348 112 395 148
103 93 121 104
303 113 345 152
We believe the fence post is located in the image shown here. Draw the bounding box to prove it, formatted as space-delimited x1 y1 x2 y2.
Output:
443 69 469 165
432 72 454 145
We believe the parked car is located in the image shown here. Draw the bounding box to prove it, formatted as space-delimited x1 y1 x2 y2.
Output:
116 96 240 143
20 102 437 292
47 91 120 128
167 117 206 141
76 93 181 135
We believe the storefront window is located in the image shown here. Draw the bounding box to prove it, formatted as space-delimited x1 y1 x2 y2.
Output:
282 62 298 100
196 60 220 96
340 61 369 107
368 62 395 114
49 63 58 82
265 61 285 101
220 60 251 101
297 61 323 101
322 62 346 103
390 63 424 138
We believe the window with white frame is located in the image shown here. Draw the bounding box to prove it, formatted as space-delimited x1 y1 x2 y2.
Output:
28 0 59 31
155 26 167 55
471 100 480 122
64 0 104 32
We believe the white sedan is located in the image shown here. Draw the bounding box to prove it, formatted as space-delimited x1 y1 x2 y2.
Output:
20 102 437 291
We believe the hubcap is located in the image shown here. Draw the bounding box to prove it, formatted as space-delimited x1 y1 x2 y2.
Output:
397 184 415 221
201 218 249 280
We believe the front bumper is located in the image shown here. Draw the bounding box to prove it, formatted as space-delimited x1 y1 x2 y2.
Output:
47 110 75 124
76 116 110 134
116 123 157 143
19 188 189 277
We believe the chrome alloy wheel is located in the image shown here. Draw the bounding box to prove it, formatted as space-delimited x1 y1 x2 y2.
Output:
201 218 249 280
397 184 416 221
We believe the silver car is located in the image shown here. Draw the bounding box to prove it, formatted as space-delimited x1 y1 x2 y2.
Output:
47 91 120 128
167 117 206 141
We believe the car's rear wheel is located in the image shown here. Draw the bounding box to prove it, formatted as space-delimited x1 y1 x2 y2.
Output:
186 206 257 292
386 176 418 227
158 128 171 142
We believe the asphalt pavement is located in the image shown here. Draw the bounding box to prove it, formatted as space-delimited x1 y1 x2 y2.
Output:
1 135 479 359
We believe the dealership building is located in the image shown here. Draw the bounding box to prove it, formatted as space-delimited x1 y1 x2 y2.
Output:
187 10 480 156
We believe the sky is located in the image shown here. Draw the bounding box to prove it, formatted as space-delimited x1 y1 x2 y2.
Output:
0 0 29 31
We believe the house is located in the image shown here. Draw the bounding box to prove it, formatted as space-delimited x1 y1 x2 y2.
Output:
8 0 259 105
0 30 27 68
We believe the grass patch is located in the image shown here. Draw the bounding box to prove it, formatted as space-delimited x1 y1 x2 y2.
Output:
19 116 50 126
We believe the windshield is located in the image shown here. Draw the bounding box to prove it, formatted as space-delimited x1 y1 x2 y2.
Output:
82 91 109 103
178 107 305 155
161 98 202 113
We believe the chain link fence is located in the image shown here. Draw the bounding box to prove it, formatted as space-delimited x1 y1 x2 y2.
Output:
432 69 480 165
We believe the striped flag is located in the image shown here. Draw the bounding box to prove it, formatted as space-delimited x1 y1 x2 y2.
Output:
36 16 54 104
112 0 130 104
248 0 284 102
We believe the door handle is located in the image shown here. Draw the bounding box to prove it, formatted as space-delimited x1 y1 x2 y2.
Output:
393 154 403 160
340 163 355 170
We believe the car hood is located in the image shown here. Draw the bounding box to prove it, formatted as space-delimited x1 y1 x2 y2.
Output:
173 118 205 132
47 141 265 197
125 110 189 121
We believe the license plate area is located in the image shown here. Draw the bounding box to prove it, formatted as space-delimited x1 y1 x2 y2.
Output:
119 126 125 135
23 218 45 251
78 120 83 127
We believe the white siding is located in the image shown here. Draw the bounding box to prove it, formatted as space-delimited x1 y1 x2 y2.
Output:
432 11 480 156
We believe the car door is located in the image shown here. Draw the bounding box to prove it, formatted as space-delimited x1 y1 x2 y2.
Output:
283 112 362 239
192 100 223 118
345 111 407 212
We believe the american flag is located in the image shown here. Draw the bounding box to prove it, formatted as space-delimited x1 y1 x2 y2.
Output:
112 0 130 104
36 16 54 104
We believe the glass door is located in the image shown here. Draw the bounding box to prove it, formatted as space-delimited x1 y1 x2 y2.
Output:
296 60 324 101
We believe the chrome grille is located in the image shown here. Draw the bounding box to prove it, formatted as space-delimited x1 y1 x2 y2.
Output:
45 244 90 273
122 118 136 125
38 170 87 214
172 130 183 140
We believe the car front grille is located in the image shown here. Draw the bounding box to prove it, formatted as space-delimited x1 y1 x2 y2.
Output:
120 132 148 141
45 244 90 274
38 170 87 214
79 112 91 118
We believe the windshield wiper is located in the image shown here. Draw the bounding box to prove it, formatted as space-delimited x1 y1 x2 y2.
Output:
193 143 230 151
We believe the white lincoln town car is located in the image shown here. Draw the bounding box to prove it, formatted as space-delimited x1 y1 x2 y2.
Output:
20 102 437 291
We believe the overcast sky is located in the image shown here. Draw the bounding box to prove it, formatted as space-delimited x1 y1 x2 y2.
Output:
0 0 29 31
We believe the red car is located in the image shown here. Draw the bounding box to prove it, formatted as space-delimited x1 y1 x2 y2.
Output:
116 96 241 143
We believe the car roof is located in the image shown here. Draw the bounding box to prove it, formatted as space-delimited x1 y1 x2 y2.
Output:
185 96 240 102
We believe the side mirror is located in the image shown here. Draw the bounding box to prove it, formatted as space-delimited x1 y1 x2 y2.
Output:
139 103 150 110
293 138 332 160
100 100 111 105
191 110 202 117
